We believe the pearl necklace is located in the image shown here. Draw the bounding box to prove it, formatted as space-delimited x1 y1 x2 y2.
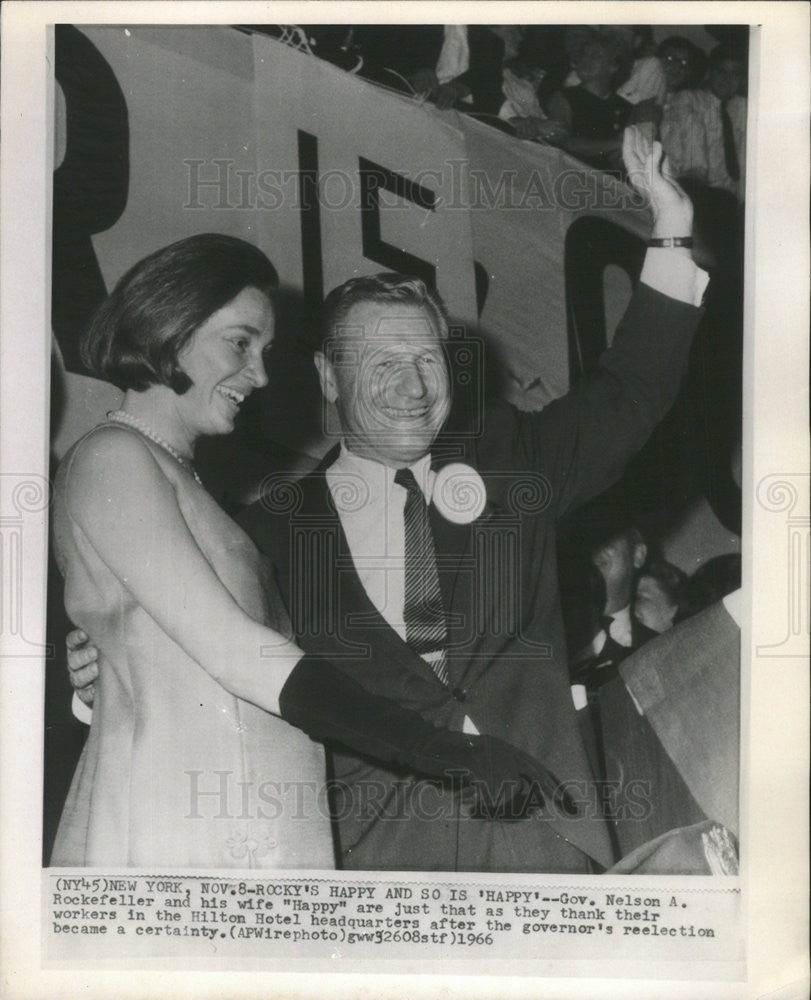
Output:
106 410 203 485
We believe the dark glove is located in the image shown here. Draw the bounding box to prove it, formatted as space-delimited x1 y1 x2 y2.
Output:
460 738 579 820
279 654 577 819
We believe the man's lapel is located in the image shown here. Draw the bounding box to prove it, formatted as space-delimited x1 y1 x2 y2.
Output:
428 451 505 690
299 453 447 691
308 446 497 692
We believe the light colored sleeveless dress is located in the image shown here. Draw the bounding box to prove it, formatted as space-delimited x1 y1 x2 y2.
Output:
50 423 335 869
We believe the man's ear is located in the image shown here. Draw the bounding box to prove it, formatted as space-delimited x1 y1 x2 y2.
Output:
632 541 648 570
313 351 338 404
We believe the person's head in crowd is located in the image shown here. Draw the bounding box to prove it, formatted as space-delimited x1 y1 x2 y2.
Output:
573 30 632 93
590 525 648 616
676 554 742 622
656 35 705 95
520 26 574 108
315 273 452 468
705 43 747 101
634 557 688 634
502 31 547 108
610 24 655 59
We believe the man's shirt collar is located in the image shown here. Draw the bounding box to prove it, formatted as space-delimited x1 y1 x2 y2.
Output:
334 443 434 503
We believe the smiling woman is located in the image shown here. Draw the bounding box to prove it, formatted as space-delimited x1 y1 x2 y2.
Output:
79 234 278 448
52 235 562 868
49 234 336 868
173 286 273 440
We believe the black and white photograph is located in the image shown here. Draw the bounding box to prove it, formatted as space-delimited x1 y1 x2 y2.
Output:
43 18 748 877
0 3 808 998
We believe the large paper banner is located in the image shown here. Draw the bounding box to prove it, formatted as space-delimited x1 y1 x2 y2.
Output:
53 25 651 462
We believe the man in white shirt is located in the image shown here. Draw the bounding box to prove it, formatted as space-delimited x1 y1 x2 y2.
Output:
69 128 709 873
660 42 747 202
236 127 707 872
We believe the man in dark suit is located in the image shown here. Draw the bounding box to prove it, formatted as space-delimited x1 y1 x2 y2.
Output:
67 128 707 873
237 128 706 873
569 524 658 691
565 523 691 858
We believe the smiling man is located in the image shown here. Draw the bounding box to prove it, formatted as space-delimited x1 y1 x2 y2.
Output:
235 129 709 873
315 291 452 469
67 129 709 873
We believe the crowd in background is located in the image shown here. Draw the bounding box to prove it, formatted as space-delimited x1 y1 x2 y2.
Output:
45 24 748 873
299 24 748 202
290 24 747 313
288 23 747 863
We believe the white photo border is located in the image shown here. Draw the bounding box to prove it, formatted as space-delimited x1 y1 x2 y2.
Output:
1 2 808 998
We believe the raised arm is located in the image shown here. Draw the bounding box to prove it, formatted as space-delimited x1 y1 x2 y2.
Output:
479 126 707 515
623 123 695 249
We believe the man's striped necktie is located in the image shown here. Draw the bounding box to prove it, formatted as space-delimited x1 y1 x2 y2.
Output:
394 467 449 685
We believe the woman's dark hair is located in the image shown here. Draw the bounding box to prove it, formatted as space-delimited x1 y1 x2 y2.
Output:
81 233 278 393
577 31 634 91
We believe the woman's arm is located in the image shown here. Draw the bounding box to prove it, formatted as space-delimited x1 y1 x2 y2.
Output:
64 428 579 816
66 428 302 715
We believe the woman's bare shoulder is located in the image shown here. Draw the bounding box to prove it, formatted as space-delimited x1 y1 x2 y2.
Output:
61 424 169 508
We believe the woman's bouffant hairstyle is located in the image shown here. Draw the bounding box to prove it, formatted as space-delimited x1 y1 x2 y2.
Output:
578 30 634 91
80 233 278 393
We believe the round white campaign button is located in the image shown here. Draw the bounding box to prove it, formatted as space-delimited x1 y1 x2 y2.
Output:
432 463 487 524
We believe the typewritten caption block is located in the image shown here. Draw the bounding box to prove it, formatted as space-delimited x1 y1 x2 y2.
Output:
44 870 744 974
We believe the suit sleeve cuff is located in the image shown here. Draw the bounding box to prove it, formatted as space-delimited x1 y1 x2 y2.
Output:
72 691 93 726
640 249 709 306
